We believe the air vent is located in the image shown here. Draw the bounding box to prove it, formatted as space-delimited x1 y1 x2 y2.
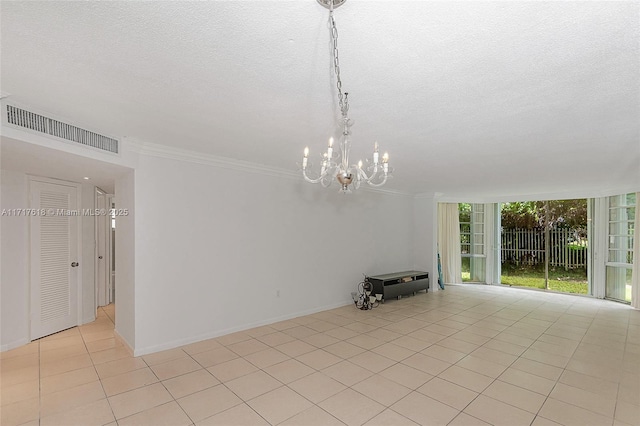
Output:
6 105 119 154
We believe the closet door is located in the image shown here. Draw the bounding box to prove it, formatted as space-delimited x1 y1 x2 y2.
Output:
30 179 79 340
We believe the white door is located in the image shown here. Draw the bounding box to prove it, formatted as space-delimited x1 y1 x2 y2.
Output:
107 195 115 304
30 179 80 340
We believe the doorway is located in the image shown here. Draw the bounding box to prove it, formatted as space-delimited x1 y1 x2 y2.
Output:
96 189 115 307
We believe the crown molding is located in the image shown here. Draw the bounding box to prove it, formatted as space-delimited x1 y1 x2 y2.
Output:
128 139 298 180
127 139 414 197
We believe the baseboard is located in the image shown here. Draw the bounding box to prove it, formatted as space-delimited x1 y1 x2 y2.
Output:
132 298 353 356
1 337 30 352
113 329 134 356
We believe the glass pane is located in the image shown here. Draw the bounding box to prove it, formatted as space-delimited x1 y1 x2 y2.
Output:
608 249 633 264
609 195 628 208
609 207 633 221
473 243 485 255
473 224 485 234
608 235 633 249
471 235 485 246
609 222 633 236
468 256 486 282
461 256 470 282
605 266 632 302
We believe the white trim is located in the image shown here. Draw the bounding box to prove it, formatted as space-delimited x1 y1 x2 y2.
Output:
591 197 608 299
1 338 30 352
435 187 640 204
132 299 353 356
113 329 133 356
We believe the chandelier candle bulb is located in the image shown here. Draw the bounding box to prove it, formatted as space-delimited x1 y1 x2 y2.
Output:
303 147 309 169
327 138 334 159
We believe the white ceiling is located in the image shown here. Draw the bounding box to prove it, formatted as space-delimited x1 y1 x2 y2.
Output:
1 1 638 198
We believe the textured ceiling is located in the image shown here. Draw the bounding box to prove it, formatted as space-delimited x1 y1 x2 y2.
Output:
1 1 638 198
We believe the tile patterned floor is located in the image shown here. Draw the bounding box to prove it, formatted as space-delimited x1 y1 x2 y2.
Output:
1 284 639 426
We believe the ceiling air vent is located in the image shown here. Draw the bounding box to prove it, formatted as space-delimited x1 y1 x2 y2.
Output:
6 105 119 154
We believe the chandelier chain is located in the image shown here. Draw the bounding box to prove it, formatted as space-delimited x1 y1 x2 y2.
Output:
330 7 349 118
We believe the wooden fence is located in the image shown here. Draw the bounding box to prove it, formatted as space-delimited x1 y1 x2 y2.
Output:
501 228 587 270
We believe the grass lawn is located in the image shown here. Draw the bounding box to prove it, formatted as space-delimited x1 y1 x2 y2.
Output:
501 263 588 294
462 261 588 294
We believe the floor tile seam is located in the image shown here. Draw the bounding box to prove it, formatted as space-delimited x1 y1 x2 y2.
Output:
458 342 520 372
259 359 317 386
202 399 274 426
236 381 316 423
112 400 184 426
445 410 489 426
477 336 530 358
514 305 578 366
435 365 498 395
530 310 599 423
471 390 542 418
240 355 287 372
611 382 623 425
415 375 484 414
451 353 511 381
491 376 551 399
36 322 109 423
134 357 197 426
542 394 617 422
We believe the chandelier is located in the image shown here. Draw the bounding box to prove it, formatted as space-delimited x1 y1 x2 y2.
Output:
300 0 392 193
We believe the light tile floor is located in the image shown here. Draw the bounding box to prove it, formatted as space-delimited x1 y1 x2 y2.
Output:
1 284 639 426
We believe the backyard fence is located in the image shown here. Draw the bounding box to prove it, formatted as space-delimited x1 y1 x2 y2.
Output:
501 228 587 270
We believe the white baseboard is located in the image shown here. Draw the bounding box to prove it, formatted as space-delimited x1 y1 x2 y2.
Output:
132 299 353 357
1 338 30 352
114 329 134 356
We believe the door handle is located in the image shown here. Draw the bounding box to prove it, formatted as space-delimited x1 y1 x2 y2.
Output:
98 256 103 259
71 262 79 267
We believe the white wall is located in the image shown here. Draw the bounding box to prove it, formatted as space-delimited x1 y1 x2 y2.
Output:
0 169 29 350
131 153 415 354
114 170 136 349
413 194 437 289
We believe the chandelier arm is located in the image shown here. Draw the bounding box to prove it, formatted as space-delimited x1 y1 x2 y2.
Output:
357 166 388 187
302 168 327 184
365 174 389 187
357 167 370 182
